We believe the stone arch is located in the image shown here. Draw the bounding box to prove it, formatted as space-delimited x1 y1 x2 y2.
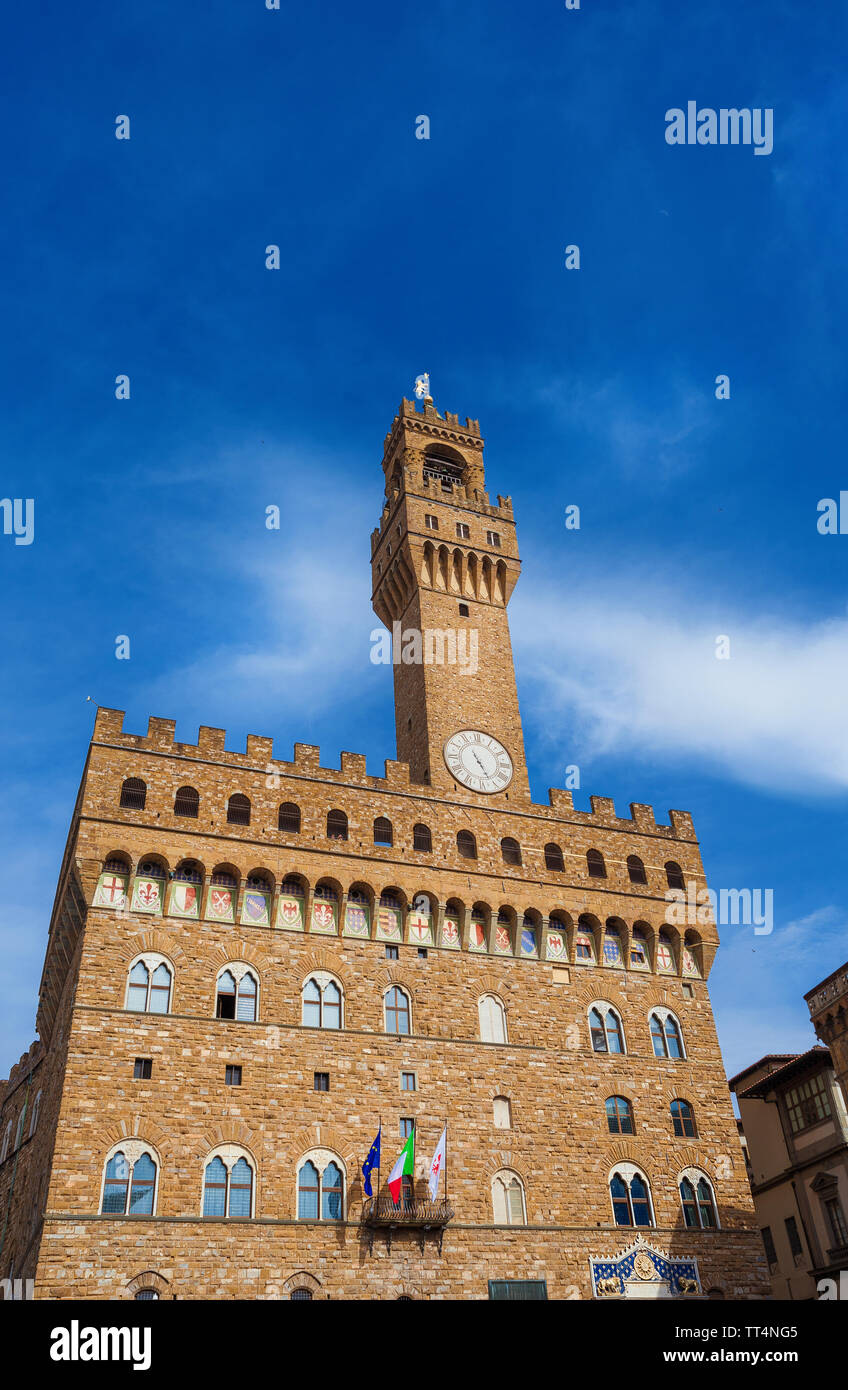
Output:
486 1150 529 1185
470 971 515 999
299 950 349 991
289 1125 358 1172
572 981 626 1014
117 932 187 967
282 1270 324 1299
99 1114 170 1154
209 939 266 972
125 1270 169 1299
195 1121 258 1160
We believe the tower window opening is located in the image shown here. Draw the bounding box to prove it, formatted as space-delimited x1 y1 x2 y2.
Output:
458 602 469 617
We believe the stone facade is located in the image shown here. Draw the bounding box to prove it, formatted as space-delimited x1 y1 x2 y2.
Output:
806 965 848 1112
0 397 769 1300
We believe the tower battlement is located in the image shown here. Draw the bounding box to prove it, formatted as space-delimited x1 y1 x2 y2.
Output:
91 708 695 838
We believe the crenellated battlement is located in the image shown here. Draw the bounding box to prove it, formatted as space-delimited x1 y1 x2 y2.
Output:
91 708 696 839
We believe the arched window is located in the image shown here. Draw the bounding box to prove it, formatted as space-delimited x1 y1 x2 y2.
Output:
544 842 564 872
0 1120 11 1163
174 786 199 818
589 1004 624 1054
297 1155 345 1221
650 1010 685 1059
374 816 393 847
29 1089 42 1137
493 1096 512 1129
14 1110 25 1151
605 1096 634 1135
216 967 258 1022
134 1290 159 1301
302 976 342 1030
575 918 596 963
413 823 432 852
278 802 301 833
120 777 146 810
174 860 202 882
671 1099 697 1138
491 1170 526 1226
384 985 411 1035
587 848 606 878
457 830 477 860
327 809 348 841
478 994 507 1044
630 926 649 970
627 854 647 884
501 837 522 866
126 957 172 1014
610 1168 654 1227
102 1148 157 1215
665 860 685 890
202 1151 254 1218
290 1288 313 1301
679 1172 718 1229
227 793 250 826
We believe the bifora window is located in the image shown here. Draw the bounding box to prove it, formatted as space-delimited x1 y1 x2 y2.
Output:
102 1150 157 1215
785 1071 832 1133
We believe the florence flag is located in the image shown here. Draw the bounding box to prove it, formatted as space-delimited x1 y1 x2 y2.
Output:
387 1129 415 1205
428 1126 446 1200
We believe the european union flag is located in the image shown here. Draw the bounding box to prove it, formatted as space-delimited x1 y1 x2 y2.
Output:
362 1128 381 1197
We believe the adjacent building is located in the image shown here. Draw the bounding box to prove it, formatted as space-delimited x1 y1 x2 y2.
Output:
730 1049 848 1299
806 964 848 1111
0 396 769 1300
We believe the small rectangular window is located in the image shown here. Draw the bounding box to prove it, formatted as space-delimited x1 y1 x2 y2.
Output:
133 1058 152 1080
682 982 694 998
314 1072 330 1092
486 530 501 548
417 947 428 959
385 945 399 960
401 1072 416 1091
458 602 469 617
456 523 470 540
425 514 439 530
761 1225 777 1267
784 1215 803 1258
488 1280 548 1301
225 1065 242 1087
400 1117 415 1139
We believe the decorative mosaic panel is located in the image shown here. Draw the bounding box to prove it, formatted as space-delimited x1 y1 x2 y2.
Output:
311 901 337 934
590 1238 700 1299
603 932 623 967
131 876 163 915
207 887 236 923
241 890 270 927
343 902 370 938
375 906 402 942
520 926 538 958
440 915 460 949
407 910 434 946
468 921 487 953
94 872 128 910
545 929 566 961
656 942 676 974
277 894 304 931
493 924 512 955
168 883 199 919
682 946 700 978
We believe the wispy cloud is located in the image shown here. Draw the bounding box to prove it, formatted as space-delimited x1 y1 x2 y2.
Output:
513 579 848 796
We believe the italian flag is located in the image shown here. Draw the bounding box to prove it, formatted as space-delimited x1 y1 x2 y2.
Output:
387 1130 415 1204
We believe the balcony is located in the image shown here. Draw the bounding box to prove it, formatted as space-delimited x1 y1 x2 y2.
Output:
361 1196 454 1254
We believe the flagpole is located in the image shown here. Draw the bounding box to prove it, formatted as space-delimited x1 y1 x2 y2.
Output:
378 1115 381 1209
444 1117 448 1208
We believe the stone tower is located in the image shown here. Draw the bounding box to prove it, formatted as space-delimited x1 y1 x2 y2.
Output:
371 398 529 799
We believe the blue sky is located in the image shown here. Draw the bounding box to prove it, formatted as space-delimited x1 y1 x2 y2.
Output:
1 0 846 1080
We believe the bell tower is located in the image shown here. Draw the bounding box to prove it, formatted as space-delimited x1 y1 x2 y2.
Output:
371 396 530 802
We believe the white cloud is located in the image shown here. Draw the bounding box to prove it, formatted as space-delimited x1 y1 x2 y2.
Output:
512 580 848 796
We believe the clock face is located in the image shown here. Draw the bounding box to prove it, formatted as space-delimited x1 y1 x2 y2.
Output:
444 730 513 793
